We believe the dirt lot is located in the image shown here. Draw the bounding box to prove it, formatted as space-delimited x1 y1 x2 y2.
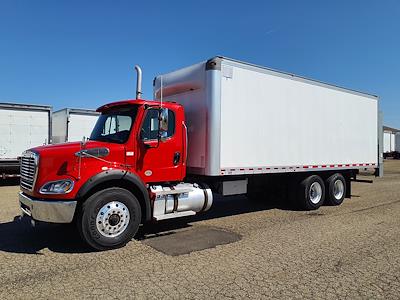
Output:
0 161 399 299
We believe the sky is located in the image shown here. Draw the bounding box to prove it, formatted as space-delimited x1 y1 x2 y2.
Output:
0 0 399 128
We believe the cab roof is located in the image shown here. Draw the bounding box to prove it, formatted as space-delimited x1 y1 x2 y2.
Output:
96 99 179 112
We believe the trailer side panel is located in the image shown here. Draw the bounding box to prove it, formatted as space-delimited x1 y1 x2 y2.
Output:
219 60 378 173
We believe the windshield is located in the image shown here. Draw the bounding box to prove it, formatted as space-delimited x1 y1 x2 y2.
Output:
90 106 138 144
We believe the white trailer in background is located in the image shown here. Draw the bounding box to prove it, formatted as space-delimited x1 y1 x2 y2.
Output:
383 126 400 159
384 132 395 153
0 102 52 178
52 108 99 143
397 133 400 152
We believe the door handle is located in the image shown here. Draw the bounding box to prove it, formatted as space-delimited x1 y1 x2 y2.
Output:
173 152 181 165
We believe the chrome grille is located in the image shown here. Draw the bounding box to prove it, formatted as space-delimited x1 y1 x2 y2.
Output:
20 151 39 191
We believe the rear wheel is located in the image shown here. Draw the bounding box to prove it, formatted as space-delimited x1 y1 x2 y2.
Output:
77 187 141 251
297 175 325 210
325 173 346 206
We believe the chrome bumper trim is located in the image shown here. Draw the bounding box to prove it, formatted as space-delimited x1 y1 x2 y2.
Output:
19 192 77 223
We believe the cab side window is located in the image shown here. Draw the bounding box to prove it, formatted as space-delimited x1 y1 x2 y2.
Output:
141 108 175 140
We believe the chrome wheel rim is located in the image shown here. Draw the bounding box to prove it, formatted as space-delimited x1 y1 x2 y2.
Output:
309 182 323 204
333 179 344 200
96 201 130 238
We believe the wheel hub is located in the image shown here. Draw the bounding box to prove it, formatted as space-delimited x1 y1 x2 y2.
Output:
96 201 130 238
108 214 121 226
333 179 344 200
309 182 322 204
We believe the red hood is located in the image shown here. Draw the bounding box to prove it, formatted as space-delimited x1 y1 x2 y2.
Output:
27 140 127 197
32 141 126 166
33 140 116 155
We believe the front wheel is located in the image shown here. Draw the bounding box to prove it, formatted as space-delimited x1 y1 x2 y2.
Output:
77 187 141 251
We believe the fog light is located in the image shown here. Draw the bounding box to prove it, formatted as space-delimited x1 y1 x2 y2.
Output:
40 180 74 194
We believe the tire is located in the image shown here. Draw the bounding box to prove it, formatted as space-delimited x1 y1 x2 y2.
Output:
77 187 141 251
297 175 325 210
325 173 346 206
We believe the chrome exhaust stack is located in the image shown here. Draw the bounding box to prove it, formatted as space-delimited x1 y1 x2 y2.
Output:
134 65 142 99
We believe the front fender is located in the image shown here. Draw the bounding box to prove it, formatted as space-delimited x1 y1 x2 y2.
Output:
76 169 152 221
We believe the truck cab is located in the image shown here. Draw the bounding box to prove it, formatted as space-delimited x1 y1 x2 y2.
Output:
19 98 212 250
92 99 187 183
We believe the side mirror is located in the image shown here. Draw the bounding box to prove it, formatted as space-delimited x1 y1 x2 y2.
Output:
159 108 169 138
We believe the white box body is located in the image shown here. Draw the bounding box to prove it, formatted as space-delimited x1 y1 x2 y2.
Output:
0 103 51 161
154 57 379 176
52 108 99 143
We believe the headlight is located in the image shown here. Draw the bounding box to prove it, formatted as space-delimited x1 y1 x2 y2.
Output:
39 180 74 194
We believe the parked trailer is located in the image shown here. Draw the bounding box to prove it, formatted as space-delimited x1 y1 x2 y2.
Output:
52 108 99 143
397 133 400 152
18 57 382 250
384 131 395 153
0 103 51 178
383 126 400 159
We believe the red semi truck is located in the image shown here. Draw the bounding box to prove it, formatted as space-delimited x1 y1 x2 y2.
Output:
19 57 382 250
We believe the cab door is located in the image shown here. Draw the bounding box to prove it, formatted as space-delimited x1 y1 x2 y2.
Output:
136 106 184 183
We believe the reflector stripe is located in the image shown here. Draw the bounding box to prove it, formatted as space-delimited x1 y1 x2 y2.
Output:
220 163 377 174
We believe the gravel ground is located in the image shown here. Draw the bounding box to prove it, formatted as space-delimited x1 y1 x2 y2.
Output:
0 161 399 299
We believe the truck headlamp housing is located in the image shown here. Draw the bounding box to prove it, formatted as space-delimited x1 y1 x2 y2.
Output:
39 180 74 194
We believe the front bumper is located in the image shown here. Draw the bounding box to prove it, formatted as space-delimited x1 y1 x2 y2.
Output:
19 192 77 223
